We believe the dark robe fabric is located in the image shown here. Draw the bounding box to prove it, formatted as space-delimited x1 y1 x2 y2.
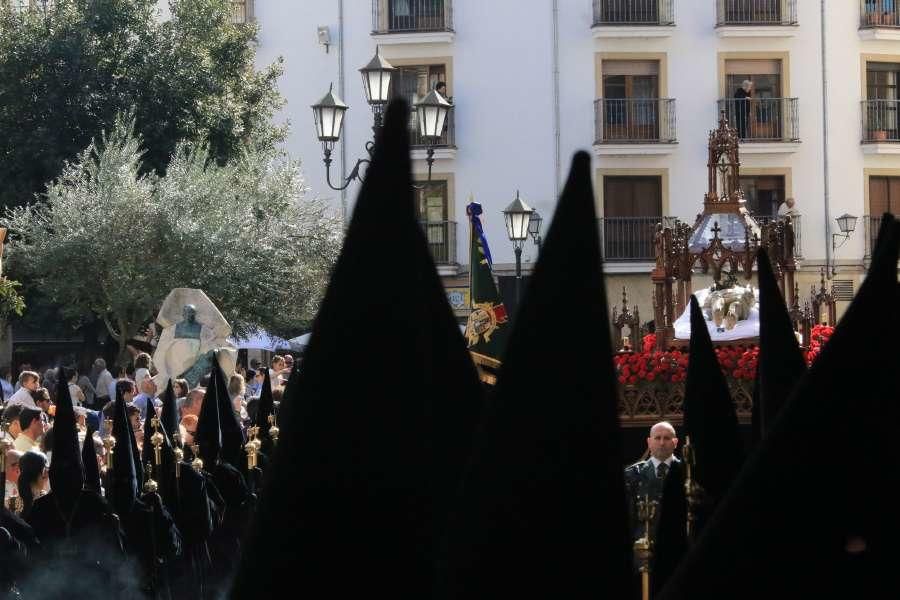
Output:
0 507 36 595
23 489 126 596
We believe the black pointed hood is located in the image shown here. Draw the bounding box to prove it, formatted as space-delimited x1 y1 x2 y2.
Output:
160 379 178 445
82 425 102 494
48 367 84 508
659 215 900 600
141 391 156 472
438 151 632 599
755 248 806 438
111 392 139 516
195 367 221 469
683 296 744 511
255 366 274 439
232 98 484 598
212 359 244 468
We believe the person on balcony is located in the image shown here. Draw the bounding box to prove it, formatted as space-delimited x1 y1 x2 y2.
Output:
777 197 798 217
734 80 753 139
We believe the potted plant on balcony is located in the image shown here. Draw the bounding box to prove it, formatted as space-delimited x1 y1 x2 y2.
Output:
870 112 889 141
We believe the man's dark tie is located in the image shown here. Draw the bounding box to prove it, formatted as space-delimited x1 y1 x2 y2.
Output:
657 462 669 479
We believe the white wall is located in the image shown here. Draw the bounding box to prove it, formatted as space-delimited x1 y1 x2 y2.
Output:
246 1 896 270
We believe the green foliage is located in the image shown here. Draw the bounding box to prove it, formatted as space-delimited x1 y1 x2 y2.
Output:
0 277 26 323
0 0 285 209
2 116 342 346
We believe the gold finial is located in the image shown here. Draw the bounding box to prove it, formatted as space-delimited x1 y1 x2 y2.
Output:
143 462 158 494
103 418 116 471
268 413 280 447
245 425 261 470
190 444 204 473
150 416 164 467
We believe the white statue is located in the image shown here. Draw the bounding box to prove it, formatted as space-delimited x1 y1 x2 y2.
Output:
152 288 237 389
702 284 756 332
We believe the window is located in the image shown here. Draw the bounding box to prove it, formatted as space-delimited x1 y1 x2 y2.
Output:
739 176 785 216
601 176 662 260
866 62 900 101
869 176 900 215
390 64 447 145
723 0 781 23
415 181 453 264
865 62 900 136
598 0 659 24
725 59 783 139
386 0 447 32
231 0 250 24
601 61 660 141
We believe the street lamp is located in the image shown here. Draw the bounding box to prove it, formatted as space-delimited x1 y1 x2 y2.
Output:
829 213 858 275
528 209 543 251
312 47 449 191
414 89 452 181
503 191 534 308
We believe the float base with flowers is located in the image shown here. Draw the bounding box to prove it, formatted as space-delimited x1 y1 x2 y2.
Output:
615 326 833 427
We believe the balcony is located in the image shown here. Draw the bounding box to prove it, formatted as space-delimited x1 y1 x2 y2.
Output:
372 0 454 43
593 98 677 156
860 1 900 39
419 220 457 265
717 98 799 153
861 100 900 153
591 0 675 38
755 214 803 258
715 0 798 37
598 216 678 262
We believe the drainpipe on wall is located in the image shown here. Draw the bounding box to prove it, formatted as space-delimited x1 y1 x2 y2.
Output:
338 0 348 228
552 0 561 199
820 0 832 277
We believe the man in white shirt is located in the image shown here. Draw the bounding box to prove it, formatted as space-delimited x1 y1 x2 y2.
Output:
93 358 114 407
6 371 40 409
13 408 46 453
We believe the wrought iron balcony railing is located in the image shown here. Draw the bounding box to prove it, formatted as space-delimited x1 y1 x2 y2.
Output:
861 99 900 142
716 0 797 25
754 214 802 258
372 0 453 34
863 214 885 259
419 220 457 264
860 0 900 27
717 97 799 142
598 216 678 261
594 98 677 144
408 106 455 148
592 0 675 26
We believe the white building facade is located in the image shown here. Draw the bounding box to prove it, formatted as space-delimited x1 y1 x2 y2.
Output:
236 0 899 320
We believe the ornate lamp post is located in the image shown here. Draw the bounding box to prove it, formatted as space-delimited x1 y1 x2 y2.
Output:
312 48 449 191
503 191 534 307
413 89 452 181
829 213 858 276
